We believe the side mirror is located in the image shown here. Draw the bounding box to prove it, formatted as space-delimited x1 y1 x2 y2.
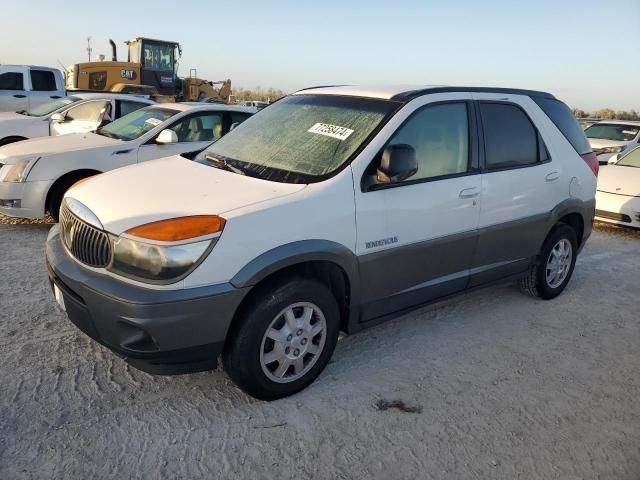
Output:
607 154 619 165
155 129 178 145
50 113 64 123
376 144 417 185
229 122 240 131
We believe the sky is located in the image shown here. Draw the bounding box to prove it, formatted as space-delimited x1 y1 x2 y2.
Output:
1 0 638 111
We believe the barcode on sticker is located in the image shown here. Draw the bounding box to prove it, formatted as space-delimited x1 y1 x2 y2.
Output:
308 123 354 141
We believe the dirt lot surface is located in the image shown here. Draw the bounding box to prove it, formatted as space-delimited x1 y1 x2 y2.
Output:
1 217 639 479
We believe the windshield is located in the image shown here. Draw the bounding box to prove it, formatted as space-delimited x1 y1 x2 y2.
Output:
617 147 640 168
19 97 79 117
97 107 176 141
585 123 640 142
197 95 399 183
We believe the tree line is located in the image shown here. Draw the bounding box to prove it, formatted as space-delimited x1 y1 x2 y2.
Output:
234 87 286 102
572 108 640 121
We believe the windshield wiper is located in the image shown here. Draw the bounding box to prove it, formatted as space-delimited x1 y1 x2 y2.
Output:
205 154 245 175
97 130 121 140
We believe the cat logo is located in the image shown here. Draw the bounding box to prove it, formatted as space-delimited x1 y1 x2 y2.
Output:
120 69 137 80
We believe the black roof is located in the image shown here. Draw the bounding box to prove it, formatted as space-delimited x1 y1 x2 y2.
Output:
392 86 556 101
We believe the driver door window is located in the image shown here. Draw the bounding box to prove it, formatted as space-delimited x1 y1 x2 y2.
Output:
168 112 225 143
387 102 470 182
52 100 109 136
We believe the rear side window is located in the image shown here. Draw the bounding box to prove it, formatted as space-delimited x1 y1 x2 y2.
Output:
480 103 540 170
117 100 148 118
0 72 24 90
532 97 592 155
30 70 57 91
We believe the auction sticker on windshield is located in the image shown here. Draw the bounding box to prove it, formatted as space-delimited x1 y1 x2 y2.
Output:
144 118 163 127
308 123 354 141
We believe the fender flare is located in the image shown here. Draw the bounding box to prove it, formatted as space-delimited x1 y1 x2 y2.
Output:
230 239 362 306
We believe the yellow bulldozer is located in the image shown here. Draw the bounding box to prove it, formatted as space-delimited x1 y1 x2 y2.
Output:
66 37 232 103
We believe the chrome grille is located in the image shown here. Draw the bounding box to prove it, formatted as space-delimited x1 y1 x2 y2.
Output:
60 202 111 267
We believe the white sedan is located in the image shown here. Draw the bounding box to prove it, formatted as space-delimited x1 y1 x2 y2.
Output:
595 145 640 229
0 93 155 146
0 103 254 220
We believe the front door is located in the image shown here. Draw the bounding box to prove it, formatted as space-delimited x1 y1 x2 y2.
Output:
354 98 482 322
0 70 27 112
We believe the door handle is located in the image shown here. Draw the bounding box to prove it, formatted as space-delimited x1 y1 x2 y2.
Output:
12 94 26 98
545 171 560 182
113 149 133 155
459 187 479 199
50 95 61 99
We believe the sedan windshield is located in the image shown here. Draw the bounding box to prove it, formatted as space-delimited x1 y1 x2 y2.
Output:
617 147 640 168
585 123 640 142
96 107 176 141
19 97 79 117
196 94 399 183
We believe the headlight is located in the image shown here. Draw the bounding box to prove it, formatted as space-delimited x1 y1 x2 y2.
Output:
107 215 226 283
0 157 40 182
108 236 214 283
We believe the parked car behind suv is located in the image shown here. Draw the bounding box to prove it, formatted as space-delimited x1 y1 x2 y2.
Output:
0 93 154 146
0 65 65 112
584 120 640 164
595 145 640 228
0 103 253 220
46 85 597 400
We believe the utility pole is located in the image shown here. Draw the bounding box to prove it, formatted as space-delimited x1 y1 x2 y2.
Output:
86 37 92 62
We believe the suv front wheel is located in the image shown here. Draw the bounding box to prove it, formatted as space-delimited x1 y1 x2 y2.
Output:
223 278 340 400
520 224 578 299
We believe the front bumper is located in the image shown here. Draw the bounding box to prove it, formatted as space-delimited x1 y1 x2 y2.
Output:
0 179 50 219
46 224 250 374
595 190 640 229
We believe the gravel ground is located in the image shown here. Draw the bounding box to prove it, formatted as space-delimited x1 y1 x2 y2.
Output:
1 216 639 479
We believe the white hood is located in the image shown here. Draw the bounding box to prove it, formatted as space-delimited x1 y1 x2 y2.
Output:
0 132 120 163
66 155 307 234
597 165 640 197
0 111 31 122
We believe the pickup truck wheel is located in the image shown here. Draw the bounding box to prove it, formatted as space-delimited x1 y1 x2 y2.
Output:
223 278 339 400
519 224 578 300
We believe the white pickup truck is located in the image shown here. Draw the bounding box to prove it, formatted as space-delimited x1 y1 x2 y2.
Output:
0 65 65 112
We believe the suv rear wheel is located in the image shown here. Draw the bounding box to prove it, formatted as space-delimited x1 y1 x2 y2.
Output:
223 278 340 400
520 224 578 299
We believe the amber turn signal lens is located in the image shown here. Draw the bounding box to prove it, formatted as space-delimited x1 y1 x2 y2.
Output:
126 215 226 242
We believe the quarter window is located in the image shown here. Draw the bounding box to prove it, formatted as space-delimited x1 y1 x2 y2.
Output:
0 72 24 90
30 70 57 91
387 102 469 181
480 103 541 170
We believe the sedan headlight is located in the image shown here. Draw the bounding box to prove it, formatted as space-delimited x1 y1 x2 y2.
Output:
0 157 40 183
107 215 226 283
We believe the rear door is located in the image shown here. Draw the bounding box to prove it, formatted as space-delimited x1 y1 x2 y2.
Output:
469 94 564 286
0 69 27 112
137 110 226 163
28 69 63 109
353 94 482 321
51 100 110 136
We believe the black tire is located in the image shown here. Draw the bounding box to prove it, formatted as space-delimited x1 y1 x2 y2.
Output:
47 174 89 222
223 278 340 400
519 224 578 300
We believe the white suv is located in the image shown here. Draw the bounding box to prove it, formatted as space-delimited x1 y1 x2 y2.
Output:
46 85 598 400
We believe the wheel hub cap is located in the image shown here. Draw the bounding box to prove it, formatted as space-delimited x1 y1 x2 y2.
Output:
259 302 327 384
545 239 573 288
